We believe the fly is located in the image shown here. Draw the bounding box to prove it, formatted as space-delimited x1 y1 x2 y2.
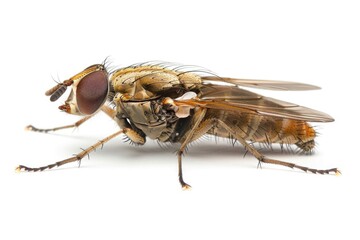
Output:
17 61 340 189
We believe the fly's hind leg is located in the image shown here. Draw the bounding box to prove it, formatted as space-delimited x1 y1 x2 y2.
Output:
213 120 340 175
16 129 125 172
192 118 340 175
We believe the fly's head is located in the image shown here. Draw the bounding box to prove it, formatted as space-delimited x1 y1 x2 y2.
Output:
45 64 109 116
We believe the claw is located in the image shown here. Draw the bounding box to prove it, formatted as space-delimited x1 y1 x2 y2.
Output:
15 165 22 173
25 125 34 131
181 183 192 190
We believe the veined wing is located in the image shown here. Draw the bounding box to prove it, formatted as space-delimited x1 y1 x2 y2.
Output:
174 85 334 122
202 76 320 91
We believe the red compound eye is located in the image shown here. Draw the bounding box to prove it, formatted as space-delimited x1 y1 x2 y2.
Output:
76 70 108 115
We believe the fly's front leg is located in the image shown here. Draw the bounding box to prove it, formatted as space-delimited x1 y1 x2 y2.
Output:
19 104 146 171
26 115 93 133
26 105 116 134
16 129 126 172
101 105 146 145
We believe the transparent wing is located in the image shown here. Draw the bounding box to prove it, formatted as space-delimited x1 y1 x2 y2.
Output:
174 84 333 122
202 76 320 91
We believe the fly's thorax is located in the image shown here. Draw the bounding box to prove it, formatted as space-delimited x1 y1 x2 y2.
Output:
110 66 201 101
114 97 180 140
109 65 202 141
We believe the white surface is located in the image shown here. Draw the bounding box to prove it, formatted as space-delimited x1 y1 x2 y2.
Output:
1 0 359 239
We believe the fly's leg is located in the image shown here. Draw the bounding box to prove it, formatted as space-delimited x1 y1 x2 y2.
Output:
26 105 116 133
26 115 93 133
101 105 117 119
177 108 207 190
177 154 189 190
20 104 145 172
101 105 146 145
16 129 125 172
214 120 340 175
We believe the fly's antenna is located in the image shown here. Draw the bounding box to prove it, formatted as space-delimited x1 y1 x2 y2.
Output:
45 79 73 102
49 85 67 102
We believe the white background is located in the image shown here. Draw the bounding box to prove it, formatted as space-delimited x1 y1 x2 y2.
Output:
1 0 359 239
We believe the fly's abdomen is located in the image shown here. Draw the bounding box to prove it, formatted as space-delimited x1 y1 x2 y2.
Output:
207 110 316 152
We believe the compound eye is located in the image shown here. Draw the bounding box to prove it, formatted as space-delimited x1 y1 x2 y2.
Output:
76 70 108 115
